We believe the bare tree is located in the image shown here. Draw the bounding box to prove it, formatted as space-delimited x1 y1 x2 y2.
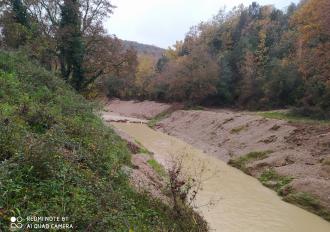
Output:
167 154 217 216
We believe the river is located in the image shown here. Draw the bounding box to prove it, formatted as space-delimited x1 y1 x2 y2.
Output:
112 122 330 232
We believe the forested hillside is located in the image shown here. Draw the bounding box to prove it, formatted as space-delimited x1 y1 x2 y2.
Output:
106 40 165 99
110 0 330 119
122 40 164 58
3 0 328 118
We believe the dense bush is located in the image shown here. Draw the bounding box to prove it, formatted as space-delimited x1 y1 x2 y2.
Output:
0 51 206 231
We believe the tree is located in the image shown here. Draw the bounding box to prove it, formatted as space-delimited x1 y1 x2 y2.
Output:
0 0 31 48
93 37 138 98
292 0 330 117
58 0 85 91
238 50 258 106
1 0 115 91
256 30 268 74
263 58 303 107
135 55 156 99
11 0 30 28
157 45 219 103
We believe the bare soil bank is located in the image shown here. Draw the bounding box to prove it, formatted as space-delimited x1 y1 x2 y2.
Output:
157 110 330 216
111 125 169 203
105 100 330 220
105 99 171 119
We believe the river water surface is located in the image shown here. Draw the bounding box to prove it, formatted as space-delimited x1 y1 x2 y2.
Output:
112 122 330 232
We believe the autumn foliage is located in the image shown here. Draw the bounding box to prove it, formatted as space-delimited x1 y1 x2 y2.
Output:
292 0 330 115
116 0 329 118
1 0 329 118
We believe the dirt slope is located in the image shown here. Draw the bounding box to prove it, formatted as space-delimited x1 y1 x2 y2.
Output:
105 99 171 119
105 99 330 219
111 125 169 203
157 110 330 212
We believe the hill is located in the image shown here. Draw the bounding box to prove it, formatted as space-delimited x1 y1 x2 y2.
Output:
122 40 165 58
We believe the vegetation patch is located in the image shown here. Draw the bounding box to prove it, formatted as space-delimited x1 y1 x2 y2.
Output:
230 125 248 134
258 111 330 125
134 140 152 154
148 111 172 128
228 150 273 172
322 158 330 166
230 150 330 221
147 159 167 177
258 169 293 193
283 192 330 221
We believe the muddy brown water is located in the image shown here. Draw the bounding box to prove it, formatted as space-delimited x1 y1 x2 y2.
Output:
112 122 330 232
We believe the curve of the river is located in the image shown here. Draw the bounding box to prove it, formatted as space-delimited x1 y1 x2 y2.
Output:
112 122 330 232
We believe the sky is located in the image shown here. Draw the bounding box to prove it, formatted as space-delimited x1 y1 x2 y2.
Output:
106 0 300 48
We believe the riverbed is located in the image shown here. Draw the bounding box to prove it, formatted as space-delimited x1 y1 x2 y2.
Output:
112 122 330 232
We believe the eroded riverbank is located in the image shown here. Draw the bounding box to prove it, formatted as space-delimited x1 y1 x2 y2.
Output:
112 122 330 232
157 110 330 220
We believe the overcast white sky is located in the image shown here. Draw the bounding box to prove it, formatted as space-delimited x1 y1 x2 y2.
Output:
106 0 299 48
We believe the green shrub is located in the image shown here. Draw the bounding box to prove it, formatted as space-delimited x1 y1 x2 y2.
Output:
228 150 272 172
258 169 293 192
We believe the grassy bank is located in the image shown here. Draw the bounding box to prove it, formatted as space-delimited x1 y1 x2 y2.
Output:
228 150 273 173
148 111 171 128
284 192 330 221
257 111 330 125
229 151 330 221
0 51 207 231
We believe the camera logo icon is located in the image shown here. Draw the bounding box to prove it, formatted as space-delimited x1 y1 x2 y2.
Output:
10 216 23 229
